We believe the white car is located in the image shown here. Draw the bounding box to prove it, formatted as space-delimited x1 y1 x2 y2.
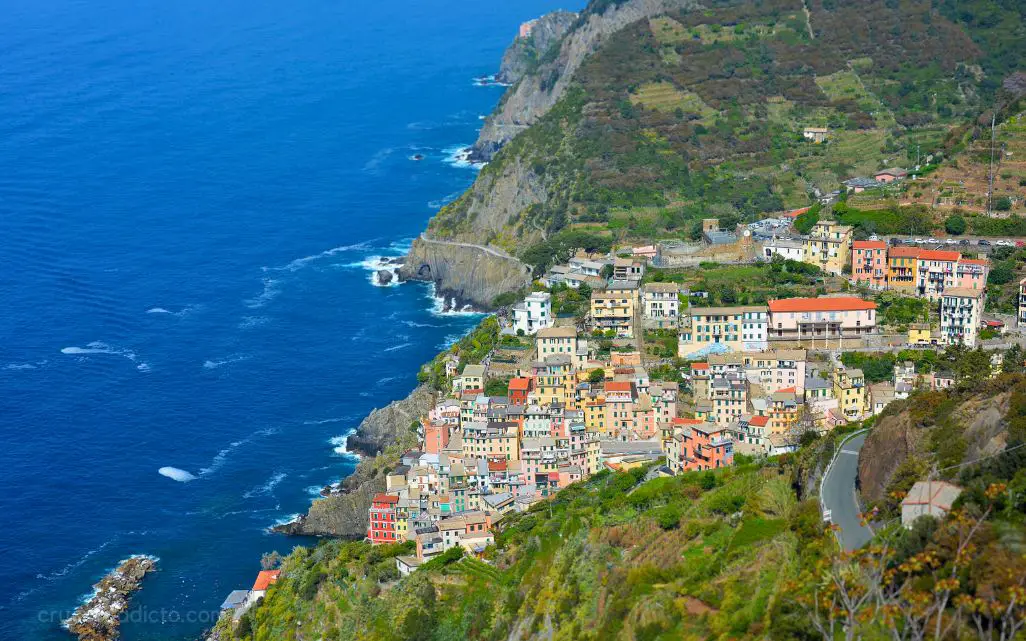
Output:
914 238 926 244
868 234 880 241
945 238 957 245
927 238 939 244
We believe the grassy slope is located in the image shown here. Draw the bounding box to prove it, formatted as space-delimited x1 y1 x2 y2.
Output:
429 0 1026 258
235 462 830 641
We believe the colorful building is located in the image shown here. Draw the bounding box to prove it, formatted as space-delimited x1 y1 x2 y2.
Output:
804 220 853 275
939 287 984 347
679 305 768 357
851 240 888 289
767 297 876 341
368 493 400 544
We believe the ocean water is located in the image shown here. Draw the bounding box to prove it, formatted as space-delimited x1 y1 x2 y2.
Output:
0 0 571 637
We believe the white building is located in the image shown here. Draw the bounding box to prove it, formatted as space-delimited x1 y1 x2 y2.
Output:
641 282 681 328
901 481 962 527
512 291 553 335
762 237 805 262
535 326 578 358
939 288 984 347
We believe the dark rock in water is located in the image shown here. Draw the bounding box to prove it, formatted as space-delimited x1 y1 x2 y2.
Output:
376 269 393 285
65 555 157 641
410 153 424 161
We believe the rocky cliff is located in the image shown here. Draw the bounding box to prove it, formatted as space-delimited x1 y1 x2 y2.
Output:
472 0 695 161
400 236 532 310
275 385 435 538
858 379 1016 504
495 11 577 86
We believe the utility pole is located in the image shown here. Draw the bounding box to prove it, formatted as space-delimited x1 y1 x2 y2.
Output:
987 113 996 215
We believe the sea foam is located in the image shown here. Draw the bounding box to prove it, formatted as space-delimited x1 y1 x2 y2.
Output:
158 467 197 482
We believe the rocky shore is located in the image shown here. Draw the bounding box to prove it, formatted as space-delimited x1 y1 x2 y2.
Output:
64 555 157 641
273 384 436 538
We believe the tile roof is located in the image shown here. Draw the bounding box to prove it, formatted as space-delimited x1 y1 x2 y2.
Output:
889 247 921 258
507 377 531 391
604 381 634 393
252 570 281 592
749 415 770 427
918 249 960 261
767 297 876 313
853 240 887 250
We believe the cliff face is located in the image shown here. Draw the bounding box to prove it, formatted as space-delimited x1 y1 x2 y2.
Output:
473 0 694 160
858 383 1014 504
495 11 578 86
276 385 435 538
400 236 532 309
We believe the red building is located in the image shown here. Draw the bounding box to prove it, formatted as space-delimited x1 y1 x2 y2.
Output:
508 377 533 405
368 493 399 544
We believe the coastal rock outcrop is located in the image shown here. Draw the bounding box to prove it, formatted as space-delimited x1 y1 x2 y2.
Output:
495 11 577 86
275 385 435 538
399 236 532 310
473 0 697 161
64 555 157 641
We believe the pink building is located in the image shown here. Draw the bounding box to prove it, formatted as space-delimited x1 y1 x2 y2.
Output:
956 257 989 293
667 420 734 473
915 249 961 300
851 240 888 289
423 422 450 455
874 167 907 183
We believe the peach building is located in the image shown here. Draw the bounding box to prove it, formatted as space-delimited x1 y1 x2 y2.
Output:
767 297 876 341
851 240 888 289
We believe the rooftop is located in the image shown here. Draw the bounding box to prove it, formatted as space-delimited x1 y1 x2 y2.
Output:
767 297 876 313
536 326 577 339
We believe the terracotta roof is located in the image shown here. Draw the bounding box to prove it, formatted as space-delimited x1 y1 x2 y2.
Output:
604 381 634 393
673 417 705 425
853 240 887 250
919 249 960 261
749 415 770 427
487 460 507 472
373 493 400 504
959 258 989 266
889 247 921 258
252 570 281 591
777 387 797 394
507 377 531 391
767 297 876 313
785 206 811 218
691 362 709 370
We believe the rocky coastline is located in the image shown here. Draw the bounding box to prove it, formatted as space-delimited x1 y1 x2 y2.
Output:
64 555 157 641
273 384 436 538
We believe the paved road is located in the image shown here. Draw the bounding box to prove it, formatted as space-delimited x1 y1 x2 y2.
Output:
419 233 521 261
821 431 874 551
881 235 1023 255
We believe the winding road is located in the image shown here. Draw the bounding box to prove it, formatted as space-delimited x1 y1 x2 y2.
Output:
821 430 874 551
418 233 522 262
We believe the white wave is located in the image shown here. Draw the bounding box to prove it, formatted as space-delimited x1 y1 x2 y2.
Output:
472 74 512 87
61 342 148 369
377 375 401 385
243 472 287 499
306 485 327 497
266 242 375 274
267 513 301 531
245 277 282 308
203 354 250 370
158 466 197 482
339 255 404 287
146 307 172 314
199 427 277 476
387 238 414 253
438 334 463 350
329 430 361 459
428 192 462 210
383 342 412 353
302 416 355 426
364 147 394 172
424 284 486 318
443 144 483 170
4 360 45 371
402 320 441 328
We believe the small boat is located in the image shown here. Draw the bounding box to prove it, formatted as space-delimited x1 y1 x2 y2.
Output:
410 153 424 161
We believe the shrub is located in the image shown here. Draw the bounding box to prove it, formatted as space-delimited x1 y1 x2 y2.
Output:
944 214 966 235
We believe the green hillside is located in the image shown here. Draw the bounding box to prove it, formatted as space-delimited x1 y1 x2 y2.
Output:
429 0 1026 256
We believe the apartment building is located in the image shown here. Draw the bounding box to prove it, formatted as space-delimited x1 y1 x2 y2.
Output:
531 354 574 407
956 258 989 292
536 326 578 358
678 305 768 357
512 291 553 335
591 280 639 338
915 249 960 300
706 373 748 427
851 240 888 289
888 246 920 294
641 282 681 328
940 287 984 347
763 237 805 262
665 420 734 473
742 349 807 394
833 367 867 421
1020 278 1026 328
804 220 853 275
612 258 644 280
767 297 876 341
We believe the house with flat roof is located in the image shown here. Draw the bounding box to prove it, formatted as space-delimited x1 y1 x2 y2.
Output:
901 481 962 526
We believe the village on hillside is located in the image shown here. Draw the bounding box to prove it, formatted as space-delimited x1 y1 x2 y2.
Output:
343 203 1026 578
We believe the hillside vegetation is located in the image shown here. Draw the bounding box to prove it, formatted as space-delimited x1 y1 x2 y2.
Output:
427 0 1026 259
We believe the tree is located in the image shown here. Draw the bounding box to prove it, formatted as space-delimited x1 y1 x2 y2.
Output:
988 263 1014 286
260 551 283 570
994 196 1013 212
1003 345 1025 374
588 368 605 384
600 264 614 280
945 214 967 235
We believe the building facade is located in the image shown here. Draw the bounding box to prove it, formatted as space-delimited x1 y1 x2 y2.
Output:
939 287 984 347
512 291 553 335
851 240 888 289
767 297 876 341
804 221 853 275
678 305 768 357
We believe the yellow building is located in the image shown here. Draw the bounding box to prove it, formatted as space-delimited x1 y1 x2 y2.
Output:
536 326 577 358
591 280 640 338
888 247 920 294
532 354 575 407
584 397 608 434
461 422 520 461
804 220 853 275
833 367 867 422
908 323 933 346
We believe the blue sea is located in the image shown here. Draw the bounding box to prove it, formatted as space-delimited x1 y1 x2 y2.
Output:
0 0 572 637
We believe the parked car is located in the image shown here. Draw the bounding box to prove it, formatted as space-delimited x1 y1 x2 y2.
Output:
945 238 957 245
1017 241 1025 248
959 239 970 246
978 239 992 246
927 238 939 244
914 237 926 244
